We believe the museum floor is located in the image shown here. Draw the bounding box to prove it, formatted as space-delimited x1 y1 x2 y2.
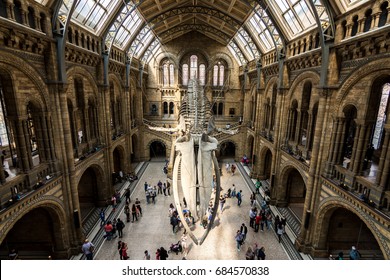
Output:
85 160 297 260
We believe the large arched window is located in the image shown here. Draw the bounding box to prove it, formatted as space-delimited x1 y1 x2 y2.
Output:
199 64 205 85
162 60 175 87
181 54 208 86
213 62 226 86
372 83 390 149
190 55 198 79
182 64 189 86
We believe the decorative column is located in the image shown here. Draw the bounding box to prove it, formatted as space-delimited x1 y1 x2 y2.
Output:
22 120 34 168
335 118 346 165
0 162 6 183
349 123 362 171
305 112 313 149
6 0 15 21
285 108 292 143
14 119 31 171
294 110 302 144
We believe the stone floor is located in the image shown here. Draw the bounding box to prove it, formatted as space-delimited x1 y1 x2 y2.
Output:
93 161 289 260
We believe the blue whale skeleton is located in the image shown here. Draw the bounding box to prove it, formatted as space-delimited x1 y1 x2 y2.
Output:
147 79 237 245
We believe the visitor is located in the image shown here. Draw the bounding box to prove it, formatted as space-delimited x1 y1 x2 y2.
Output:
116 218 125 238
235 230 244 251
237 190 243 206
81 239 94 260
99 208 105 226
349 246 361 260
144 250 151 260
219 195 226 213
240 223 248 243
131 204 138 222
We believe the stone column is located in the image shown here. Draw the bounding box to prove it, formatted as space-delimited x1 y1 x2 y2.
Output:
387 7 390 25
285 108 292 143
379 143 390 190
14 119 30 171
6 0 15 21
325 117 339 174
22 120 34 168
305 112 313 149
294 110 302 144
349 123 362 171
351 122 368 173
20 5 28 26
335 118 346 165
0 161 6 183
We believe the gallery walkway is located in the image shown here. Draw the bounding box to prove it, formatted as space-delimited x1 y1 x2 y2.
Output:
82 160 308 260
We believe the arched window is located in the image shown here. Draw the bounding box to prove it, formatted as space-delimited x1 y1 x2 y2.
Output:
28 7 36 29
163 102 168 115
13 1 22 24
351 16 359 37
372 83 390 149
218 102 223 115
378 2 388 27
169 64 174 85
213 65 218 86
40 13 47 33
163 64 169 86
190 55 198 79
219 65 225 86
0 83 9 146
300 82 312 145
213 62 226 86
162 61 175 86
199 64 205 85
182 64 189 86
0 0 7 18
363 10 372 32
169 102 174 115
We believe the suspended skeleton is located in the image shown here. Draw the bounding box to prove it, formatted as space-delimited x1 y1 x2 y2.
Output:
147 79 237 244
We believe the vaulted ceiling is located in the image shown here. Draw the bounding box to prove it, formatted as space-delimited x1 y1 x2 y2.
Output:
41 0 370 65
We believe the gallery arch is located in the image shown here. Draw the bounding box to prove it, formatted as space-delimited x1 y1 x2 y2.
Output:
149 140 166 159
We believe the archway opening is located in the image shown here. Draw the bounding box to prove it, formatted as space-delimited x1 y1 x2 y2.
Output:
219 141 236 158
0 207 66 259
150 141 166 159
320 208 384 259
78 167 103 221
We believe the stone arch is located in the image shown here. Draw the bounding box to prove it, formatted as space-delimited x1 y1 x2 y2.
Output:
210 52 234 70
277 164 307 210
263 76 278 98
130 133 139 162
112 144 126 173
0 197 70 259
337 59 390 106
288 70 320 99
246 134 254 160
218 140 237 158
258 145 273 180
155 52 180 68
0 51 50 108
66 66 99 97
177 48 212 65
76 162 107 211
147 139 167 159
314 197 390 259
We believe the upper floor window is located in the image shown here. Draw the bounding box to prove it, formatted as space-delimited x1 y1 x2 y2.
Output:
162 60 175 87
213 62 225 86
